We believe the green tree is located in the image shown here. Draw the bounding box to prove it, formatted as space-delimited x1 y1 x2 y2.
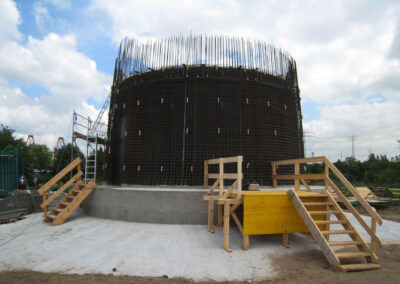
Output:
53 143 85 178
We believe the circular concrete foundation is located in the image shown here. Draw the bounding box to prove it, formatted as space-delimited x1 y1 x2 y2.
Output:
82 185 212 224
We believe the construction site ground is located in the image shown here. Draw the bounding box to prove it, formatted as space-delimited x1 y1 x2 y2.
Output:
0 208 400 283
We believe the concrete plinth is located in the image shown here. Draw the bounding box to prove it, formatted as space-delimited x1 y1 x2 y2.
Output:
82 185 212 224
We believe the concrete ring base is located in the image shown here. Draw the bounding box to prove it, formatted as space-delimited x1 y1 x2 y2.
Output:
82 185 213 224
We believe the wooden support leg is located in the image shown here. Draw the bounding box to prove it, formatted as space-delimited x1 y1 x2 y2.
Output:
218 204 223 226
208 199 214 233
43 193 48 222
223 201 232 252
282 233 289 248
243 235 250 250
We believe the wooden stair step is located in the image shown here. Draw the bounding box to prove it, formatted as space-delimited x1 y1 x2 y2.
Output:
54 208 64 213
336 252 372 258
66 196 75 199
315 220 347 225
321 230 355 235
303 202 333 206
339 263 381 272
299 193 328 198
309 211 341 215
329 241 362 246
60 202 70 206
47 214 57 219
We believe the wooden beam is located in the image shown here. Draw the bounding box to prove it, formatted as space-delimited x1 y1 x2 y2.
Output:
231 212 243 234
282 233 289 248
300 179 312 192
38 157 81 195
271 156 326 166
243 235 250 250
42 193 48 222
208 200 214 233
219 159 224 195
294 163 300 191
273 174 325 180
208 173 241 179
204 160 208 189
371 207 377 254
218 204 223 226
237 156 243 197
207 156 241 164
223 201 232 252
272 163 277 188
41 171 83 208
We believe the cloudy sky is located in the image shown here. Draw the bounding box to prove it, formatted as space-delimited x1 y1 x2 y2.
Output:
0 0 399 161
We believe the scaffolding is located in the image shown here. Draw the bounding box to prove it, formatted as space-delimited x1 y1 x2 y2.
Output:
72 93 110 183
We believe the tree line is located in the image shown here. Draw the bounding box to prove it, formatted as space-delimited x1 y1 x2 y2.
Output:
307 155 400 188
0 124 105 188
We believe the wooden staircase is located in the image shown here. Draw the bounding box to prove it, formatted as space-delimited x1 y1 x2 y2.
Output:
289 190 381 272
38 157 97 226
272 156 383 272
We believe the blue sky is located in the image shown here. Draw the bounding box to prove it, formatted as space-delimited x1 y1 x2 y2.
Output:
1 0 400 160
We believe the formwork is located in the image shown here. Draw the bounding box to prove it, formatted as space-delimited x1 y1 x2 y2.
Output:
106 35 304 186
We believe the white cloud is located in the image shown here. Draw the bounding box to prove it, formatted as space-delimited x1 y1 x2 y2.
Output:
34 2 51 30
46 0 71 10
0 0 111 151
0 0 21 42
304 101 400 161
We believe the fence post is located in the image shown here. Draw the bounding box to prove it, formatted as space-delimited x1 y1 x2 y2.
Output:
204 160 208 189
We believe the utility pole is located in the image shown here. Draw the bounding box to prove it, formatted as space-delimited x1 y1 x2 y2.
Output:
351 135 355 159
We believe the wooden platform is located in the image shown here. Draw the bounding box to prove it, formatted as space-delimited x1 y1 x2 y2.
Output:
203 156 383 272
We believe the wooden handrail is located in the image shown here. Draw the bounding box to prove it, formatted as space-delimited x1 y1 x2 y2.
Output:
325 159 382 225
40 171 83 208
271 156 383 251
271 156 326 166
38 157 82 195
327 177 382 247
204 155 243 196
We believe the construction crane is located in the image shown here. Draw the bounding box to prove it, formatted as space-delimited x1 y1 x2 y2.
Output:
89 92 111 137
54 137 65 159
26 135 35 146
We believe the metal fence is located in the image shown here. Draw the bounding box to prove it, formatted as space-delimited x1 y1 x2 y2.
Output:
0 150 18 196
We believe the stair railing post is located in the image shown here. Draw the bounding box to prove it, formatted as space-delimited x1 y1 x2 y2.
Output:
324 158 329 191
204 160 208 189
371 207 377 254
294 162 300 191
237 156 243 197
219 158 224 194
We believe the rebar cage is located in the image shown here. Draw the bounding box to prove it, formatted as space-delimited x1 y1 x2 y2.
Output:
106 35 304 186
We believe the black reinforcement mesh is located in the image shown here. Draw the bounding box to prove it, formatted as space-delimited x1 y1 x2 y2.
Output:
106 66 304 186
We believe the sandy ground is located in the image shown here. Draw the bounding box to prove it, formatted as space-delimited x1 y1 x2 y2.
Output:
0 244 399 283
0 208 400 282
